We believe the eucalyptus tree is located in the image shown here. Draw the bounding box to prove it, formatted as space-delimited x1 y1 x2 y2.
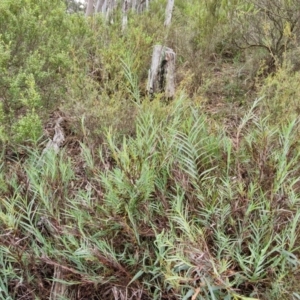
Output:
85 0 94 15
85 0 152 19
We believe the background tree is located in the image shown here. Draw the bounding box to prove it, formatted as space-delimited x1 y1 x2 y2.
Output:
164 0 174 26
85 0 94 15
232 0 300 69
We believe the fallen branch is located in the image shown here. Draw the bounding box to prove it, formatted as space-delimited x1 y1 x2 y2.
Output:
42 117 65 156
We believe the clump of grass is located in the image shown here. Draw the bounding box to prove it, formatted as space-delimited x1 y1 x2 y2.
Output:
1 95 300 299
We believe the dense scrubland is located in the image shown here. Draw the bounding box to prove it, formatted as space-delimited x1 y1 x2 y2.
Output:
1 0 300 299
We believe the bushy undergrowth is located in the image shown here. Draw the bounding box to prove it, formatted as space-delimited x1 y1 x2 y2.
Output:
1 0 300 299
1 97 300 299
0 0 75 143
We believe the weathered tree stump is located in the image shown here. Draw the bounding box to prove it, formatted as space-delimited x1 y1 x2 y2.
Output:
147 45 176 98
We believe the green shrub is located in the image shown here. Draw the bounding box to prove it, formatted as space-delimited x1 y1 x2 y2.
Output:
258 58 300 123
0 0 73 143
232 0 300 64
12 112 42 144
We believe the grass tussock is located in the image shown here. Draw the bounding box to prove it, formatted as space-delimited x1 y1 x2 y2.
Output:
1 96 300 299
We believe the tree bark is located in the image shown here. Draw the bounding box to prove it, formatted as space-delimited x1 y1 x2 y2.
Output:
85 0 94 16
164 0 174 26
95 0 104 12
136 0 149 13
101 0 108 13
105 0 116 19
164 49 176 98
132 0 137 11
122 0 131 31
92 0 150 18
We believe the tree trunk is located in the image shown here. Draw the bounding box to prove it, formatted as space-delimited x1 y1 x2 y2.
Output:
101 0 108 13
147 45 176 98
132 0 137 11
93 0 150 18
85 0 94 16
164 0 174 26
95 0 104 12
122 0 131 31
136 0 149 13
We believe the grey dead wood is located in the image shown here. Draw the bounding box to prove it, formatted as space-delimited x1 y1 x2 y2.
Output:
147 45 176 98
42 117 65 156
50 266 68 300
40 117 67 299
